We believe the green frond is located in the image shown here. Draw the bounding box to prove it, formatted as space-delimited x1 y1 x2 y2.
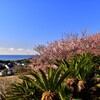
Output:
56 69 75 89
53 67 63 88
30 71 45 91
39 69 49 91
48 67 55 90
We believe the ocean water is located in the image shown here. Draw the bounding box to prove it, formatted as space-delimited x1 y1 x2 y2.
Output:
0 55 33 60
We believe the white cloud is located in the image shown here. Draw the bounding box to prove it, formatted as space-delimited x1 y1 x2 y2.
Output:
8 48 14 51
18 48 24 51
0 47 38 55
0 47 7 51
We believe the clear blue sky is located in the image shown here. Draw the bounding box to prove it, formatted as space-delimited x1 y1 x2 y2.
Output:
0 0 100 54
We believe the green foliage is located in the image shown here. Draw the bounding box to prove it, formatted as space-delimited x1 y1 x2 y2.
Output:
24 67 75 92
6 77 42 100
7 66 75 100
56 53 96 81
58 84 72 100
55 53 100 99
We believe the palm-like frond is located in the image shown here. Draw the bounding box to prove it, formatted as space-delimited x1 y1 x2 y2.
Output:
29 67 75 92
6 77 41 100
73 53 95 81
59 53 96 81
15 67 75 100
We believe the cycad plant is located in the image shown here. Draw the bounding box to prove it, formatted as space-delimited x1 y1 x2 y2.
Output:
6 78 42 100
27 67 75 100
7 66 75 100
56 53 99 99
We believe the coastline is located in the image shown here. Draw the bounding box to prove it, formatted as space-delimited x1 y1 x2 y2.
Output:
0 55 33 60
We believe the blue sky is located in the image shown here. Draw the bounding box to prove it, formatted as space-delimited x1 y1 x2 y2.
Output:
0 0 100 54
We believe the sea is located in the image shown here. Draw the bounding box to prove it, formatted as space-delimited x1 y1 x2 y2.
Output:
0 55 33 60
